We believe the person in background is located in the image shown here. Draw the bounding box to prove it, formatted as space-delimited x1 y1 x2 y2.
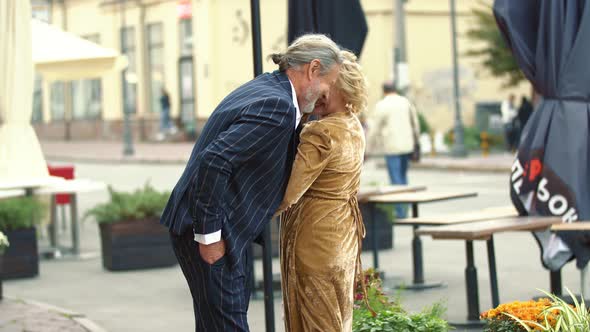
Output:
517 96 533 133
366 81 419 219
157 88 177 140
501 93 517 151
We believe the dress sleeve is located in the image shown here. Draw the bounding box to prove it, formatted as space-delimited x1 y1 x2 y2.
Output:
276 121 333 214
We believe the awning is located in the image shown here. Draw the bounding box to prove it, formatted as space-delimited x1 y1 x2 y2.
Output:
31 19 127 81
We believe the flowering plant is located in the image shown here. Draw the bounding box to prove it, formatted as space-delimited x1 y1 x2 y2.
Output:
353 269 451 332
481 288 588 332
0 231 9 254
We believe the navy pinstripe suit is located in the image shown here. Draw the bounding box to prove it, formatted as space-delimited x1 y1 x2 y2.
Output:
161 71 297 331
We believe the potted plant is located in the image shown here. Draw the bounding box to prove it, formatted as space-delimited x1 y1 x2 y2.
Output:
0 230 9 299
353 269 451 332
0 197 44 279
85 184 177 271
359 202 395 251
481 288 590 332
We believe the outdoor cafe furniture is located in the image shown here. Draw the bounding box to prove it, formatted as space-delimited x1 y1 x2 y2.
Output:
417 216 562 327
550 222 590 302
35 179 106 256
366 190 478 289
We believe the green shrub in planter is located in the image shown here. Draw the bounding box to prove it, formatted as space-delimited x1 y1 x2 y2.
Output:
0 197 45 279
85 184 170 224
0 197 45 231
353 269 451 332
85 184 177 271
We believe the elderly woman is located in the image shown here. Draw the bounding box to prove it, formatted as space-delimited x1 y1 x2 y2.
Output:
276 50 369 332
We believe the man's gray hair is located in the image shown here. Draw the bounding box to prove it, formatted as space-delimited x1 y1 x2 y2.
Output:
270 34 343 75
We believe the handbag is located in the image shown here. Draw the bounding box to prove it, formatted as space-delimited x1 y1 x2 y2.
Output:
409 104 421 162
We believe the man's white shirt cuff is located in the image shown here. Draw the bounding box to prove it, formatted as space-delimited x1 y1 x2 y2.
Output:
194 230 222 244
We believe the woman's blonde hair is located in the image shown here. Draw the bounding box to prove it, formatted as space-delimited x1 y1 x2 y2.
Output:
337 51 368 114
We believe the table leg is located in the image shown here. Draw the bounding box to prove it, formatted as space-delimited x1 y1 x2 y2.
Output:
370 203 379 270
487 236 500 308
550 269 563 297
398 203 443 290
450 240 484 328
582 265 589 300
465 240 480 321
70 194 79 255
48 195 58 248
262 223 275 332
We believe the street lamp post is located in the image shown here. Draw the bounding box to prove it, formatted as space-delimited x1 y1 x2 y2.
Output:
120 0 134 156
394 0 408 93
450 0 467 157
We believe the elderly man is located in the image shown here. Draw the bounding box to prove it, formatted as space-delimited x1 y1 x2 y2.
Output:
160 34 342 331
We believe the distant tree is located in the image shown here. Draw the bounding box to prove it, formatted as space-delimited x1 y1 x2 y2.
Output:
465 3 526 88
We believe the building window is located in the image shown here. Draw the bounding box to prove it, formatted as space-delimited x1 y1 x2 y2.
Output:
121 27 137 114
72 34 102 120
147 23 164 113
179 18 193 56
50 83 65 121
32 76 43 123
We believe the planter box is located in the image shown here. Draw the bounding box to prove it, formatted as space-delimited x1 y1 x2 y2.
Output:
99 218 177 271
360 204 394 251
1 228 39 279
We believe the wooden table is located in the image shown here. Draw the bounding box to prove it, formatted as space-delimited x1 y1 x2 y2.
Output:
417 216 562 327
367 191 478 289
357 185 427 203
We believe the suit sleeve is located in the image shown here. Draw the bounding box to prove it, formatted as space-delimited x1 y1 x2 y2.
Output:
190 97 294 235
275 121 332 214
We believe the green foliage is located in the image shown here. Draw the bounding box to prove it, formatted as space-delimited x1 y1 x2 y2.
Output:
353 269 451 332
484 319 525 332
418 112 431 134
445 127 506 151
375 204 396 224
465 2 525 88
507 288 590 332
85 184 170 224
0 197 45 231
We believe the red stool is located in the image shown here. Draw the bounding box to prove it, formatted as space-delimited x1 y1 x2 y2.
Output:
47 165 75 248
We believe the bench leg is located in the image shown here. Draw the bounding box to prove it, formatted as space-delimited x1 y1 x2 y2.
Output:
465 240 480 322
49 195 58 248
487 237 500 308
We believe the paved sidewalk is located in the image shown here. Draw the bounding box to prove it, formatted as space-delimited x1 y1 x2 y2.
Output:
0 298 106 332
41 140 514 172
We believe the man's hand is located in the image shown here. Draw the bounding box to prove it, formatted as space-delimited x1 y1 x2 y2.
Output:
199 240 226 265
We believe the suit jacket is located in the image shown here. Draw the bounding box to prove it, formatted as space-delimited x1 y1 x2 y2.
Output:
161 71 298 269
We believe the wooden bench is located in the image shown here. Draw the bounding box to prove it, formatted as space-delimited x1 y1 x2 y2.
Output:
362 191 478 289
417 216 562 327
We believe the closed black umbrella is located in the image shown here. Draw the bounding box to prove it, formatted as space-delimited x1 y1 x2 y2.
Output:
288 0 368 56
494 1 590 273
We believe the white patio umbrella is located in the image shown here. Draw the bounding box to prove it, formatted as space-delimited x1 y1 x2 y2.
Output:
31 19 127 81
0 5 126 185
0 1 49 184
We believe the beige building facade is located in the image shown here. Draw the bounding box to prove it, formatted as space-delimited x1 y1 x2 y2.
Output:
32 0 529 141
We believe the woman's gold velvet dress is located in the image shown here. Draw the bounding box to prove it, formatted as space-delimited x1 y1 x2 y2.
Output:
278 111 366 332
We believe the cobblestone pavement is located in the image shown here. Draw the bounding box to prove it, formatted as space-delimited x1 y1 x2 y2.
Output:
0 298 105 332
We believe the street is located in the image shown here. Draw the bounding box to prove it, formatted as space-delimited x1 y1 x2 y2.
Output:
2 159 582 332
